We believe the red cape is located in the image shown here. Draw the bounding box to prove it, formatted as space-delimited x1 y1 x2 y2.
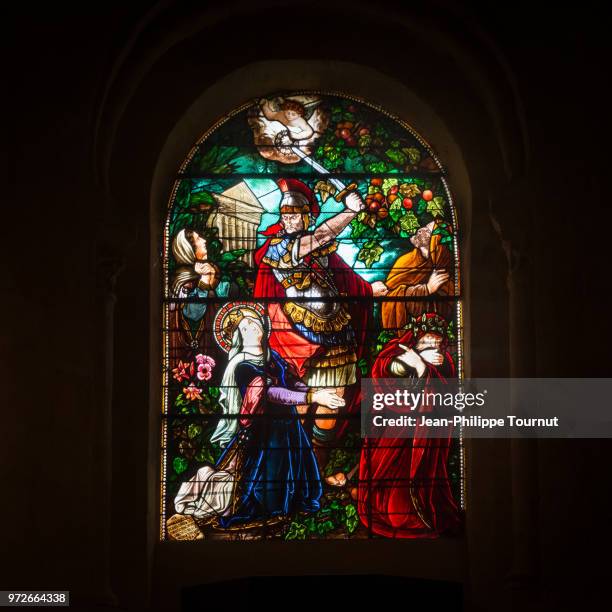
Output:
254 237 372 375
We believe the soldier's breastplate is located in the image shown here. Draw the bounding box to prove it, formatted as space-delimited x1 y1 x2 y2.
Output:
285 283 340 318
273 254 340 319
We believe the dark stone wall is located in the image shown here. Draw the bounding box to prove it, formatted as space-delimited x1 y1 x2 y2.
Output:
5 1 610 610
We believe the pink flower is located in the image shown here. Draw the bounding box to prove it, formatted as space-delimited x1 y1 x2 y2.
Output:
183 383 203 401
195 354 216 368
197 363 212 381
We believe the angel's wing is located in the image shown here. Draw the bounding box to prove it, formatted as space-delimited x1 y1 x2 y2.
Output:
304 106 329 143
256 114 285 140
299 98 322 122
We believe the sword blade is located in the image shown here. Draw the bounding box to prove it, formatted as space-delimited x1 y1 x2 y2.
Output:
291 146 346 192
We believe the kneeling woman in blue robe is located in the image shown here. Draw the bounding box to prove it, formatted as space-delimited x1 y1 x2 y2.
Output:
174 306 344 528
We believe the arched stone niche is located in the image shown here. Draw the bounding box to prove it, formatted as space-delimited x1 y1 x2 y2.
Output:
150 61 473 606
100 5 528 610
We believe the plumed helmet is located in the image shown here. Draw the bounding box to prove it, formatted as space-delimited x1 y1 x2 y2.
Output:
277 178 319 227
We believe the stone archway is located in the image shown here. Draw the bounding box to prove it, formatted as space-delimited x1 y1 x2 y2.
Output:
96 6 530 609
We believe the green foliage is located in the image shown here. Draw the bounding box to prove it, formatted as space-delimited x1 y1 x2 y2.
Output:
389 198 403 222
446 319 456 342
348 174 451 263
356 239 384 268
324 449 355 478
372 330 395 357
173 456 189 475
350 217 377 241
187 423 202 439
427 196 445 217
345 503 359 533
357 133 371 153
171 407 223 479
190 190 216 207
215 248 251 289
366 161 388 174
316 98 431 177
284 502 360 540
284 522 307 540
208 386 221 400
195 145 240 174
315 143 345 171
169 372 226 487
219 249 247 263
324 433 360 477
385 147 407 166
195 445 216 465
173 180 192 209
377 212 396 232
175 393 197 416
357 357 369 376
373 124 387 138
432 221 454 248
404 147 421 165
399 211 420 234
173 384 221 416
196 387 221 415
330 105 345 124
382 177 399 193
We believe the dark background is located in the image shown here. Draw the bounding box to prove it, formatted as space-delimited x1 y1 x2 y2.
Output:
4 1 611 610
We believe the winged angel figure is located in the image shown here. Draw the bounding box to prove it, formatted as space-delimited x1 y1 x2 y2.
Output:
247 94 329 163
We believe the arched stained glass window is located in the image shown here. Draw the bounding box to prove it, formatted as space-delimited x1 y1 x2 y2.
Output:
161 92 463 540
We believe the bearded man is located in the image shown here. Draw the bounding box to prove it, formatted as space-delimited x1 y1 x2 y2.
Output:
381 221 454 332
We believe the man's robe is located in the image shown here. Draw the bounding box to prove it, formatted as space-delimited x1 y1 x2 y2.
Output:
381 233 453 330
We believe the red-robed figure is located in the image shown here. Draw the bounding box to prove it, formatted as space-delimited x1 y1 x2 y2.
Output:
253 179 388 480
358 313 462 538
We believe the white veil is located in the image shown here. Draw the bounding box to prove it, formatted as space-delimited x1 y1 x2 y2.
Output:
174 317 266 521
209 321 265 447
172 229 196 265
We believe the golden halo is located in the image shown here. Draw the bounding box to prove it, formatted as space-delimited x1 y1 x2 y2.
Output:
213 301 267 353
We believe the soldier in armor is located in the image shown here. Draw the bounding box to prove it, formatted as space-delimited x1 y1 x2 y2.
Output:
253 179 388 483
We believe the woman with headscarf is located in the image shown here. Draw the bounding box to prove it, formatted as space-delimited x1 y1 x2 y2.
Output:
358 313 462 538
174 304 343 528
168 229 228 372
